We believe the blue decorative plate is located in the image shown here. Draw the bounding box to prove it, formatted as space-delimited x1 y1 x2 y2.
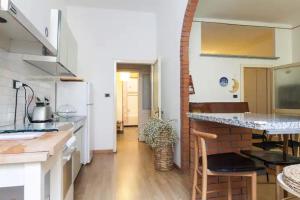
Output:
219 77 229 87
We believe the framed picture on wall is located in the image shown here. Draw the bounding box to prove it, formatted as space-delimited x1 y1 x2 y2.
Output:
219 77 229 87
189 75 195 95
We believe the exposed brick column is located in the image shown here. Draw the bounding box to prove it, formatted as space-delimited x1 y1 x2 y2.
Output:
180 0 199 172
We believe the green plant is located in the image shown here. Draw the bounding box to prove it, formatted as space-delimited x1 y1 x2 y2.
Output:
142 118 177 148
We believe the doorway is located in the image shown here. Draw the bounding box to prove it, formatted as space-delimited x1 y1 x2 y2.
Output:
114 60 161 152
120 72 139 127
242 67 273 114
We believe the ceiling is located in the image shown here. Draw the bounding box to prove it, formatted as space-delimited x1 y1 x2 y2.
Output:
195 0 300 27
65 0 157 13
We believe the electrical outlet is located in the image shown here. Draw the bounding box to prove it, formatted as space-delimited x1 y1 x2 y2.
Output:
12 80 22 89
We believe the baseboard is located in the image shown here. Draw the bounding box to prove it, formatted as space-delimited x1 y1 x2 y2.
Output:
174 163 181 170
93 149 114 154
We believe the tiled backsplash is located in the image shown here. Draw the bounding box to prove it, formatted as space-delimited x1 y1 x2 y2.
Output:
0 50 55 127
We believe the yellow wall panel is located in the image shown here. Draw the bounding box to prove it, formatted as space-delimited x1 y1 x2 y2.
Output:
201 22 275 58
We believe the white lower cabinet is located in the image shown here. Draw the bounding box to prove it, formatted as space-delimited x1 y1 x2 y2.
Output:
0 151 66 200
72 125 83 182
44 171 50 200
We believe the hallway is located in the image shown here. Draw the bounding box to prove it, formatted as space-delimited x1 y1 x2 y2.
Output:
74 127 191 200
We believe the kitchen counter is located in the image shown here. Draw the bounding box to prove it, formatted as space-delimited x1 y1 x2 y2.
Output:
0 116 85 134
0 123 73 164
0 121 71 134
0 123 74 200
0 117 84 199
53 116 86 124
188 112 300 134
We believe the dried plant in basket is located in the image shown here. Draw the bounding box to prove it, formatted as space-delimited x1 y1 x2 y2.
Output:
142 118 177 148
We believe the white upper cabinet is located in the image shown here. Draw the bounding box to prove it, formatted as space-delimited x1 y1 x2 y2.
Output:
11 0 58 53
1 0 78 76
0 0 57 55
58 13 78 75
22 8 78 76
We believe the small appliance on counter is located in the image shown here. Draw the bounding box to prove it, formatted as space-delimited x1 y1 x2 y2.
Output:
29 97 54 123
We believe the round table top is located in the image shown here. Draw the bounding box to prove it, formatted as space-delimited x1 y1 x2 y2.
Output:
277 173 300 198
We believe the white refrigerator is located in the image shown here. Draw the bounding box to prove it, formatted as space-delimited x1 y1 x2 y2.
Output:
56 82 93 164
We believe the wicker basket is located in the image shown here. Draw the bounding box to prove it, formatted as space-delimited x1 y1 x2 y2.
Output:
153 131 174 171
154 145 174 171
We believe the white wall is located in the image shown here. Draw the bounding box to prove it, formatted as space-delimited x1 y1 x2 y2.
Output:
0 50 55 127
67 7 157 150
66 1 189 166
65 0 157 13
292 26 300 62
189 22 292 103
156 0 189 167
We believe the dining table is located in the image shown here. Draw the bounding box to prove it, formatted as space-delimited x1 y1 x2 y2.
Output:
188 112 300 160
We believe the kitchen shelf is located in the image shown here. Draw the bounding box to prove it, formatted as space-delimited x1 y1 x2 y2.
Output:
200 53 280 60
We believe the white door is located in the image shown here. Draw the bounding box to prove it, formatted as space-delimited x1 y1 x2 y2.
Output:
138 72 151 141
151 59 162 119
123 78 139 126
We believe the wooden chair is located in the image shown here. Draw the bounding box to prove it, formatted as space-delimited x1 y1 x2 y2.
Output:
241 150 300 200
192 129 264 200
253 133 300 156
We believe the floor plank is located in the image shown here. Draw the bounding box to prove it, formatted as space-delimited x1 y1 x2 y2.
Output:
74 127 191 200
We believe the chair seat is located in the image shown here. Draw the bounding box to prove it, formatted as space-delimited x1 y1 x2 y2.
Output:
253 140 300 151
241 150 300 165
252 133 266 140
205 152 264 173
253 141 283 150
288 140 300 148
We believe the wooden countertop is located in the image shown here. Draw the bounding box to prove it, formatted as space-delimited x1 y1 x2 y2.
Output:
0 129 73 165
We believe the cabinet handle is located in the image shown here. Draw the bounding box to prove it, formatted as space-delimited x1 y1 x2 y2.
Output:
9 3 17 15
45 27 49 37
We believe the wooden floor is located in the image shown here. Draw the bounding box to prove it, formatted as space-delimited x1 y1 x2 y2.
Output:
74 127 191 200
74 127 283 200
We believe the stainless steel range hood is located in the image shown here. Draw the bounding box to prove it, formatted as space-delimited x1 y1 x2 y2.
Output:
23 54 75 76
0 0 57 55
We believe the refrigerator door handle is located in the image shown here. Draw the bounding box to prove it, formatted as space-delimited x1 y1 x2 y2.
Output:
87 104 94 106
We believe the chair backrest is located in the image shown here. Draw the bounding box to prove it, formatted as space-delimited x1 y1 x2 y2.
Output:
192 129 218 176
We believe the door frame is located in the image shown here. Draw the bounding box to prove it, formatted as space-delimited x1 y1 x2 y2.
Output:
151 59 162 119
113 59 158 153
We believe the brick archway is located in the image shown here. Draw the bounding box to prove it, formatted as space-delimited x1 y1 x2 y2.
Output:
180 0 199 171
